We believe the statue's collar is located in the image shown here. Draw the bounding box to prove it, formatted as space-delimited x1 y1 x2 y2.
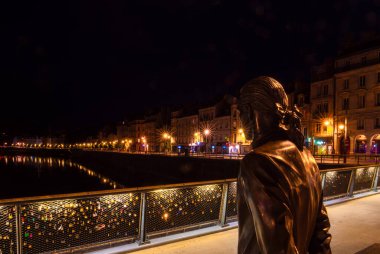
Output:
251 128 289 149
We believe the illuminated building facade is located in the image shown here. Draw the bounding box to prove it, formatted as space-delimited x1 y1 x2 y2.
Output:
310 70 335 155
310 45 380 154
335 46 380 154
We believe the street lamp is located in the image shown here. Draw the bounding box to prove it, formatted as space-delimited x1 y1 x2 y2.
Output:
338 121 348 162
162 132 171 153
204 129 210 153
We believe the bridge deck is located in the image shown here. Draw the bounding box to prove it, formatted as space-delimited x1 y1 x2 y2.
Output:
89 193 380 254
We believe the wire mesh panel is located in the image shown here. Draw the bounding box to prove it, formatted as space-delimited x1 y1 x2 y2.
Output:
145 184 223 237
323 170 352 199
20 193 140 254
226 182 237 222
353 167 376 193
0 205 17 254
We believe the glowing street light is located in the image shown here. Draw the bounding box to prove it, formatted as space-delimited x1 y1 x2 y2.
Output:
161 133 172 153
203 129 211 153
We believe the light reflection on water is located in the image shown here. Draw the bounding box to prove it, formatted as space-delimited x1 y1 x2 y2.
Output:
0 156 123 199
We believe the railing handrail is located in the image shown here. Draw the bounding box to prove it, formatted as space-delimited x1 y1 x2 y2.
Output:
314 154 380 156
0 178 237 206
319 164 378 173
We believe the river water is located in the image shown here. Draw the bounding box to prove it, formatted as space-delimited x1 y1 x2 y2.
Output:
0 155 123 199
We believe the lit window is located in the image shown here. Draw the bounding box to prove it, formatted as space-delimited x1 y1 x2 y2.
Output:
357 119 364 130
323 84 328 96
343 79 349 89
376 94 380 106
358 95 366 108
361 56 367 64
359 75 366 88
323 103 328 113
298 95 304 107
316 123 321 133
343 98 349 110
317 86 322 97
375 118 380 129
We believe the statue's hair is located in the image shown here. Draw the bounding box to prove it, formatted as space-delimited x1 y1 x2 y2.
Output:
240 76 288 121
239 76 304 150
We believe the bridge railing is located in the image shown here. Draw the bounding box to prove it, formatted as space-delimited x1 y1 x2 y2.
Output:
0 165 379 254
320 165 380 200
313 154 380 165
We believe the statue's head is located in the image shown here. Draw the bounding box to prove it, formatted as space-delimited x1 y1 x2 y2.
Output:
239 76 303 149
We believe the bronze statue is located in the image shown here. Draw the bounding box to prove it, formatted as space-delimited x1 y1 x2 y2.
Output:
237 76 331 254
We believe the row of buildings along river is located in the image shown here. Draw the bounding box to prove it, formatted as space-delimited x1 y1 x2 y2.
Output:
7 44 380 155
115 45 380 155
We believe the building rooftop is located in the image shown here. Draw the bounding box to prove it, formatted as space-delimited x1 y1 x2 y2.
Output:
337 38 380 59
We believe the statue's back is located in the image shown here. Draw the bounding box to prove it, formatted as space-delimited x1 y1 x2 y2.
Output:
238 140 331 254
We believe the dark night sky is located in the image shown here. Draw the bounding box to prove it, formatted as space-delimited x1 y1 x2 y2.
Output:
1 0 380 137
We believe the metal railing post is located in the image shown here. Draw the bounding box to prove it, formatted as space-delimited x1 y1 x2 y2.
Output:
321 173 326 191
348 169 356 197
15 205 22 254
138 192 150 245
218 183 229 227
373 167 379 192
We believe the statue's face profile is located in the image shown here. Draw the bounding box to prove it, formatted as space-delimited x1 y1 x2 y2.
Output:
239 76 304 150
239 76 289 142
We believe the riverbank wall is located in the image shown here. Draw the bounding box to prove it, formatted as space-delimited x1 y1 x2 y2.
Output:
0 147 352 187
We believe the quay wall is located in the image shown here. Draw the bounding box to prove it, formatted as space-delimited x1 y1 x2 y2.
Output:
70 151 240 187
0 147 351 187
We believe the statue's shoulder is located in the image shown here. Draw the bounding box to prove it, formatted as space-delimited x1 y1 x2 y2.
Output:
244 140 309 165
252 140 296 157
241 142 292 178
241 140 293 165
243 140 318 174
